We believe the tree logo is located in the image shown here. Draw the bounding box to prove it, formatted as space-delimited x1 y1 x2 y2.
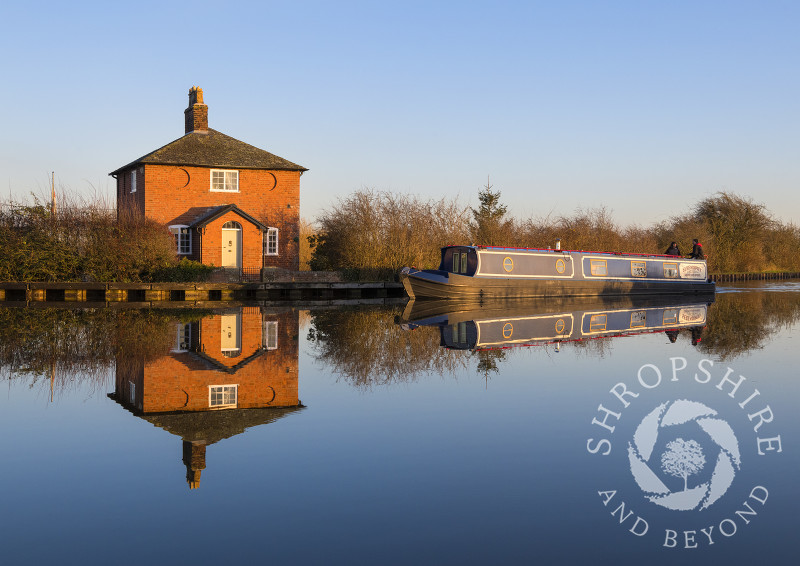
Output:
628 399 741 511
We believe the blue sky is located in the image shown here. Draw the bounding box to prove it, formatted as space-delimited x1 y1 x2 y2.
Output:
1 0 798 227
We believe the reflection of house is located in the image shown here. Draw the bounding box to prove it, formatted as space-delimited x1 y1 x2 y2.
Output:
111 307 302 489
110 87 306 271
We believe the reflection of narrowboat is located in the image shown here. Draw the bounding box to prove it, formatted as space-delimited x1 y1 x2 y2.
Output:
400 295 712 350
400 245 715 300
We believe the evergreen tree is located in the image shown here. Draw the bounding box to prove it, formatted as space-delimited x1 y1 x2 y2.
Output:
470 177 510 246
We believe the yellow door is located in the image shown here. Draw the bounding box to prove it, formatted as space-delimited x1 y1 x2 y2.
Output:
220 313 242 356
221 222 242 269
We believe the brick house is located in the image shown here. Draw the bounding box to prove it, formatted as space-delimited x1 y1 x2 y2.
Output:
111 307 303 489
110 87 307 273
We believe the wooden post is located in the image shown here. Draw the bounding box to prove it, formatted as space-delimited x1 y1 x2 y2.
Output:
51 171 56 217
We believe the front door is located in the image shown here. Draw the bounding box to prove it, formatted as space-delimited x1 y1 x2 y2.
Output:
221 222 242 270
220 312 242 357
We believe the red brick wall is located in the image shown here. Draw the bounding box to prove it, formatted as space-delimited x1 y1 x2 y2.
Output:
199 211 265 270
131 308 299 413
116 167 146 219
142 164 300 270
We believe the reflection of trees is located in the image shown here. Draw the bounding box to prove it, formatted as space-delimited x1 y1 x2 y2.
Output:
308 307 468 388
0 308 202 393
473 349 506 384
565 336 615 358
700 291 800 360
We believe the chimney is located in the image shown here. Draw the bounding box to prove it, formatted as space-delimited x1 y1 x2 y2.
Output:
184 86 208 134
183 440 207 490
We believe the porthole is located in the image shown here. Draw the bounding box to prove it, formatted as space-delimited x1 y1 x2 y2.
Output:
503 257 514 272
556 258 566 274
503 323 513 339
555 318 566 334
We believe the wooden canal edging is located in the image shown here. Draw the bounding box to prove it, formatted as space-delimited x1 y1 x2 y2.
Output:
0 281 406 305
710 272 800 283
3 273 798 305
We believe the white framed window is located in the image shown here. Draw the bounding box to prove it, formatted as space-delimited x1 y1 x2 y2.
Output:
130 169 137 193
169 225 192 255
209 384 238 408
264 227 279 256
171 323 192 352
210 169 239 192
263 320 278 350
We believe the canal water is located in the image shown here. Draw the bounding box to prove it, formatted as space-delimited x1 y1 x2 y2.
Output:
1 283 798 565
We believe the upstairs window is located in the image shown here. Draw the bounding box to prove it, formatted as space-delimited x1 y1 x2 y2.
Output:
169 225 192 254
209 385 237 408
211 169 239 192
130 169 137 193
264 227 279 256
263 320 278 350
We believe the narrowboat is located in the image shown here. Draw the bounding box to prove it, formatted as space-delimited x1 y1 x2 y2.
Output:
400 245 715 300
400 295 713 350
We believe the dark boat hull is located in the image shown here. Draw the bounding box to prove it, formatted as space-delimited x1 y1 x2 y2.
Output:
400 295 713 350
401 269 715 300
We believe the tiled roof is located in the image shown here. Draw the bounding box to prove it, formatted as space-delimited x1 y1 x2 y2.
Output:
185 204 268 231
110 129 307 175
143 405 305 445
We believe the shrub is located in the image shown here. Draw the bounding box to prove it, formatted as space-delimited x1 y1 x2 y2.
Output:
148 258 215 282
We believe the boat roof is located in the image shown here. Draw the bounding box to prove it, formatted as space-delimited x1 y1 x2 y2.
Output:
441 244 695 260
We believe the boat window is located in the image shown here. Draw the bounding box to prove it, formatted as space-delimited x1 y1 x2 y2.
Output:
452 322 467 344
555 318 566 334
503 257 514 273
461 253 468 274
555 258 566 274
663 263 678 278
630 310 646 328
631 261 647 277
453 253 459 273
589 314 607 332
503 323 513 339
590 259 608 276
662 309 678 325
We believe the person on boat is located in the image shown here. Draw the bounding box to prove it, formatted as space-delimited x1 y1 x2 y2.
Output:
664 242 681 256
665 330 679 343
688 239 704 259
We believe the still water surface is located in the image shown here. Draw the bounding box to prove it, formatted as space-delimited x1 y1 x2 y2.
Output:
1 283 799 565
